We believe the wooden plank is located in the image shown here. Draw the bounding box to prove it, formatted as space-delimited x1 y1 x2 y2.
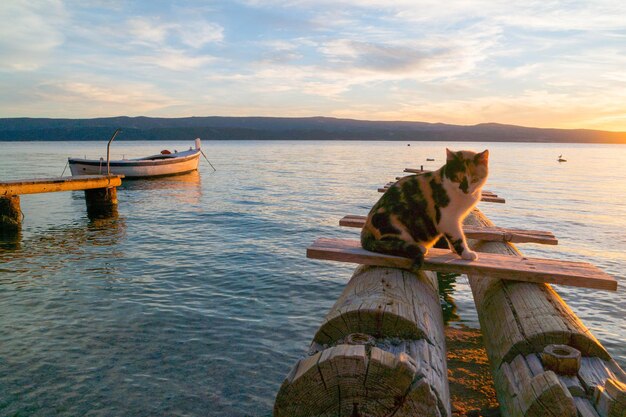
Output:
339 215 558 245
0 175 123 195
393 178 499 197
306 237 617 291
377 186 506 203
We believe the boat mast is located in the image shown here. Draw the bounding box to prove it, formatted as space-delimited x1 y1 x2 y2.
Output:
106 128 122 176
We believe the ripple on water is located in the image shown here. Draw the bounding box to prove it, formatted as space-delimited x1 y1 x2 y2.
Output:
1 141 625 416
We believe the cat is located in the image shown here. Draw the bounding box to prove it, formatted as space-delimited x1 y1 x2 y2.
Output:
361 148 489 269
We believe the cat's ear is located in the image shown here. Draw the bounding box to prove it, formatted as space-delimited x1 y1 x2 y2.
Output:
446 148 456 161
475 149 489 164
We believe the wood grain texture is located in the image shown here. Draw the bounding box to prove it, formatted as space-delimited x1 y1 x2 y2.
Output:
463 208 626 417
377 185 506 202
0 175 123 195
339 214 558 245
306 237 616 290
274 266 450 417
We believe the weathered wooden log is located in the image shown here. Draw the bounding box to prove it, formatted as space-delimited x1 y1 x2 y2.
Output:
85 186 118 218
274 266 450 417
464 208 626 417
0 195 21 231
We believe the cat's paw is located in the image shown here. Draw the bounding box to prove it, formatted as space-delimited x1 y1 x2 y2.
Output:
461 250 478 261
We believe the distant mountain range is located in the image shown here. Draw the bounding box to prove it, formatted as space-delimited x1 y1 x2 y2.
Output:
1 116 624 143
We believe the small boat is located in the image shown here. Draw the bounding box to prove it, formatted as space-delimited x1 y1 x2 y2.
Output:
558 154 567 162
426 158 435 161
69 138 203 179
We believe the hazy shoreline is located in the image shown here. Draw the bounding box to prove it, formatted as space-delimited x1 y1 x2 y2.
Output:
2 116 625 144
2 138 626 144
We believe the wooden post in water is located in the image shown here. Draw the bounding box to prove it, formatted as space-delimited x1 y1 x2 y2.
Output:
464 208 626 417
274 266 450 417
0 195 21 231
84 186 118 218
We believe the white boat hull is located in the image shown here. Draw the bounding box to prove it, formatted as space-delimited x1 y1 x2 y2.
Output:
69 149 201 179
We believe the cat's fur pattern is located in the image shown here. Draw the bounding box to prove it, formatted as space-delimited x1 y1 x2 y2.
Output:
361 148 489 269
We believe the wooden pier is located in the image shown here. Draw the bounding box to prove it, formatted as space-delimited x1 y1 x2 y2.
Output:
274 168 625 416
0 175 123 230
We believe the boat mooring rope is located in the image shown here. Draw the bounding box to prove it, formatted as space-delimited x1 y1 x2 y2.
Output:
60 160 69 177
200 149 217 171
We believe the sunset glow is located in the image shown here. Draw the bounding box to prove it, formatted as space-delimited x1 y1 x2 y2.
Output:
1 1 625 131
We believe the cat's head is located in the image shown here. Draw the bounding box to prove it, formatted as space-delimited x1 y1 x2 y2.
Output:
444 148 489 194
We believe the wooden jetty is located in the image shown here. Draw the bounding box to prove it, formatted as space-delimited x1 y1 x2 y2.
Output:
275 169 625 416
0 175 123 230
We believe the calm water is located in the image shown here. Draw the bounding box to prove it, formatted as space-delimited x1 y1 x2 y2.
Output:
1 140 624 416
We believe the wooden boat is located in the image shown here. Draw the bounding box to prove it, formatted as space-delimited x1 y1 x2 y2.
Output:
69 139 202 179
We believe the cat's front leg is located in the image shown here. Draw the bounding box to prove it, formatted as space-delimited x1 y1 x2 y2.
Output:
440 223 478 261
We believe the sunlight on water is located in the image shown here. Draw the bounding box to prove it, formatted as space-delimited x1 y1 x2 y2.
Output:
0 140 624 416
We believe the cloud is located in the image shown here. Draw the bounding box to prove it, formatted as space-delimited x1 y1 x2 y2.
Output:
0 0 67 71
128 18 173 45
126 17 223 49
1 0 625 130
131 48 218 71
31 80 181 115
319 40 436 73
177 21 224 48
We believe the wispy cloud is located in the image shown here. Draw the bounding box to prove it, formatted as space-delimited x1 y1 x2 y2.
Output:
128 18 173 45
0 0 624 130
131 48 218 71
32 80 181 115
0 0 67 71
127 17 224 48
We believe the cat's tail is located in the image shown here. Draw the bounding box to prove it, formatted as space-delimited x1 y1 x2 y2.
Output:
361 230 425 269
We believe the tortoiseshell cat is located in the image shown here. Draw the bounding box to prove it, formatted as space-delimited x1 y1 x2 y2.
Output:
361 148 489 268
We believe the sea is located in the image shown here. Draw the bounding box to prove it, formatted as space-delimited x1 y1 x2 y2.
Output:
0 140 624 416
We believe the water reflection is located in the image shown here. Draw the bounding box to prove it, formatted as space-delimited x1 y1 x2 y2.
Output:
0 228 22 250
0 217 126 263
120 171 202 205
438 272 461 325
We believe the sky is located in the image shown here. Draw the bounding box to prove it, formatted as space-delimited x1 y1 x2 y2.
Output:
1 0 625 131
